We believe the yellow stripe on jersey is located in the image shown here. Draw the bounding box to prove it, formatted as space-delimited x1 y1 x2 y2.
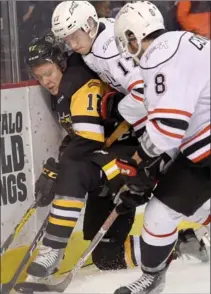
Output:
53 199 84 209
71 79 108 142
48 216 77 228
102 159 120 180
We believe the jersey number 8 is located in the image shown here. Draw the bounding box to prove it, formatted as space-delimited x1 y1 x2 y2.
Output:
155 73 166 95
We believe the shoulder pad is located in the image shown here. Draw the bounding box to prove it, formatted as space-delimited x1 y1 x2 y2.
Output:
140 31 188 69
92 20 119 59
58 54 98 98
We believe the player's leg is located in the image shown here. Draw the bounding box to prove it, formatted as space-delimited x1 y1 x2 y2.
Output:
89 143 146 270
26 158 102 281
114 153 211 294
83 187 137 270
177 199 210 261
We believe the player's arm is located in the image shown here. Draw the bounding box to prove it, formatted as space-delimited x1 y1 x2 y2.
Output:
134 64 200 166
107 56 148 141
65 79 105 158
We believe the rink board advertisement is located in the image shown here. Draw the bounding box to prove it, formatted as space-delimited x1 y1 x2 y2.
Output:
1 86 36 248
0 82 92 284
0 82 63 249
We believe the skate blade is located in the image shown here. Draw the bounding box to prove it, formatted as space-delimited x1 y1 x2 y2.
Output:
25 273 54 283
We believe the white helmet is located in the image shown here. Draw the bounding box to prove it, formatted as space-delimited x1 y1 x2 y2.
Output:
52 1 99 39
114 1 165 61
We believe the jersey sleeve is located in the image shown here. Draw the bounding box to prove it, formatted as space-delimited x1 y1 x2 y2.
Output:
105 55 148 142
145 61 200 152
71 79 106 143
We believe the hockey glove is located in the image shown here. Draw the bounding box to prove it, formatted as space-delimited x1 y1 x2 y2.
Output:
102 156 137 198
98 91 124 123
35 157 59 207
114 184 152 215
116 157 158 192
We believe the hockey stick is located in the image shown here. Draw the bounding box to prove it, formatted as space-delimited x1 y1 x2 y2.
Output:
104 120 130 148
14 200 123 293
0 192 42 256
1 118 128 255
1 214 49 294
12 122 130 293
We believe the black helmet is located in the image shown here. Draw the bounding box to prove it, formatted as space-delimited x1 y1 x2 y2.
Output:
25 32 67 71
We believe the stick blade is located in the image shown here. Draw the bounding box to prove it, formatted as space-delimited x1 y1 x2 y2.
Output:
14 282 50 293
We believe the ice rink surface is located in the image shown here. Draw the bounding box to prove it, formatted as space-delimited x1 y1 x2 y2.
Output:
63 257 210 294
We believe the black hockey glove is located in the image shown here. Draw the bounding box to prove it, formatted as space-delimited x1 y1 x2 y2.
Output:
112 156 159 214
114 184 152 215
103 157 137 199
35 157 59 207
102 157 150 214
116 157 158 192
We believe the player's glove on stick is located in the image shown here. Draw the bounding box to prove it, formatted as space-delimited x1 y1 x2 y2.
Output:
113 157 159 214
109 157 149 214
116 157 158 192
114 184 152 214
35 157 59 207
103 156 137 198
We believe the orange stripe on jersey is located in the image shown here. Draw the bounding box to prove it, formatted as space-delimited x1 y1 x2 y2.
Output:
192 149 211 163
131 93 144 102
128 80 144 92
202 215 211 226
133 116 147 127
149 108 192 118
152 121 184 139
143 225 177 238
180 125 211 149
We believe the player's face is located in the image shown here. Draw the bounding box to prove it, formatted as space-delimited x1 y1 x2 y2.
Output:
126 34 143 64
32 62 63 96
128 39 139 55
64 29 92 55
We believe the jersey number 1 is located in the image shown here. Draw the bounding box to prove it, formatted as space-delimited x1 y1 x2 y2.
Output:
87 93 101 111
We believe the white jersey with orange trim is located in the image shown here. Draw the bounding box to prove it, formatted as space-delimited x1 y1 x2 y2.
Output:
139 31 210 163
82 18 147 139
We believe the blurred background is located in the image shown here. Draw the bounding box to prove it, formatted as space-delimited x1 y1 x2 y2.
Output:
0 1 210 84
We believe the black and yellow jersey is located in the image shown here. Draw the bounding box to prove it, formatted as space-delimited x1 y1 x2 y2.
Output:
54 53 109 156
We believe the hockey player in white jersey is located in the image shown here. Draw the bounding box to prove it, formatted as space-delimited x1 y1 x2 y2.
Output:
113 1 211 294
50 0 209 266
51 1 148 142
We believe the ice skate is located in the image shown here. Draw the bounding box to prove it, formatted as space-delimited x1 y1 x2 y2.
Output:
176 228 209 262
26 245 65 282
114 268 167 294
